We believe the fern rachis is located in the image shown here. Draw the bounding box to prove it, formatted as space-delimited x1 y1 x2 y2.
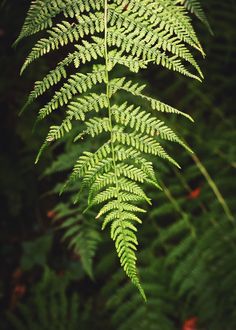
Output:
18 0 204 299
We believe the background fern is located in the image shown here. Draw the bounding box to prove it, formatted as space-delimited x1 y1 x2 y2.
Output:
6 269 88 330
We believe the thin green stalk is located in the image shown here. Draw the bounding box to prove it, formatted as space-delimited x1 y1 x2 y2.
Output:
181 135 234 222
191 153 234 222
160 179 197 239
172 167 220 229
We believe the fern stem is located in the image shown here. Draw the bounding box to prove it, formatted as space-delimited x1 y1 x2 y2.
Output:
160 179 197 239
104 0 119 190
104 0 128 258
104 0 123 241
104 1 146 300
191 153 234 222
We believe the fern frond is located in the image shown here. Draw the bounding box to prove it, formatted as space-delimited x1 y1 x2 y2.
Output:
68 93 108 121
18 0 204 298
38 68 106 120
63 143 112 190
116 0 201 51
111 217 146 300
23 40 104 110
54 202 101 278
7 270 82 330
108 7 203 77
110 78 194 121
112 102 192 151
21 12 104 73
180 0 213 34
112 131 180 168
15 0 104 45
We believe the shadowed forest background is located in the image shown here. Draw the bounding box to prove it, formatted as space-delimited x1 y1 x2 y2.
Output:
0 1 236 329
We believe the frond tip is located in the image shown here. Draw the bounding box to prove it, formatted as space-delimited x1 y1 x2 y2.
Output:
111 216 146 301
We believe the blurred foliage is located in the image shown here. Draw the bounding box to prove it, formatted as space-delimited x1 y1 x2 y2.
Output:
6 268 88 330
0 1 236 330
20 234 53 271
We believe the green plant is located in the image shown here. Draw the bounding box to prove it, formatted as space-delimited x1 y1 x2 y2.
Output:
180 0 212 33
18 0 205 298
6 269 84 330
20 234 53 271
52 199 101 279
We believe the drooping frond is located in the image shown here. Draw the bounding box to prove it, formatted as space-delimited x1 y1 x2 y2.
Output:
18 0 204 298
53 202 101 278
15 0 104 45
38 67 106 120
6 270 82 330
180 0 213 34
21 12 104 74
21 39 105 113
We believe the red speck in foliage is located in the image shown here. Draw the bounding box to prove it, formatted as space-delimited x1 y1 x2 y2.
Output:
57 270 65 277
123 4 128 11
13 284 26 298
188 187 201 200
47 210 57 219
182 317 198 330
10 284 27 310
71 252 81 261
12 268 23 280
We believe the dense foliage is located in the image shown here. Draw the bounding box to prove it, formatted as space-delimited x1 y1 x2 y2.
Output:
0 0 235 329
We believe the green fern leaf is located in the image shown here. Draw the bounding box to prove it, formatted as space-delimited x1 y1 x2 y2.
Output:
18 0 204 298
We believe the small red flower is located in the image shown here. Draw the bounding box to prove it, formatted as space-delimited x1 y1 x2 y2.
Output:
182 317 198 330
187 187 201 200
47 210 57 219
